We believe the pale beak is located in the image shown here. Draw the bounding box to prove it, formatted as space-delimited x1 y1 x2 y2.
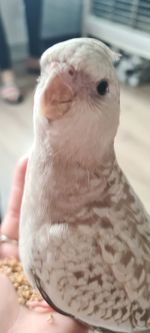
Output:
40 63 76 120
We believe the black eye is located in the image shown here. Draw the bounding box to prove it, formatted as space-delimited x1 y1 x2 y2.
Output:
96 79 109 96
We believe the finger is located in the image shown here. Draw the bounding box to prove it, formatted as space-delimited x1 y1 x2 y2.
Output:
0 243 18 259
1 156 28 239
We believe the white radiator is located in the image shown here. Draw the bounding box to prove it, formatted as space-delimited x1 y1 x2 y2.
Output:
82 0 150 60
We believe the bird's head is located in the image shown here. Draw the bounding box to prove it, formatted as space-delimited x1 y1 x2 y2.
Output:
34 38 120 168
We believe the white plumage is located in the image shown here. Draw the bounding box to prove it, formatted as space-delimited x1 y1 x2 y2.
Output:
19 38 150 332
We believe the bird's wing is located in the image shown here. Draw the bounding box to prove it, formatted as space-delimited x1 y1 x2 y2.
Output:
32 211 150 333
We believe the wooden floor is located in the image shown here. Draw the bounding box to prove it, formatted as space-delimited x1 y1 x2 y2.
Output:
0 70 150 216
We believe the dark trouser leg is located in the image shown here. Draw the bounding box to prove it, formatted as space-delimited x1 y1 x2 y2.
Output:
23 0 42 58
0 14 12 70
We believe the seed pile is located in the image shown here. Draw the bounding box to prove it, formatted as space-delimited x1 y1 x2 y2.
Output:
0 258 42 306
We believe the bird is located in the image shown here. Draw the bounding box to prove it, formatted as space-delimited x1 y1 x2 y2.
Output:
19 37 150 332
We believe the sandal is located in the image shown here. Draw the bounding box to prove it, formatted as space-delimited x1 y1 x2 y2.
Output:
0 82 23 104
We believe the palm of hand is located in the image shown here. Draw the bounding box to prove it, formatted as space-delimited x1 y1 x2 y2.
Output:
0 157 87 333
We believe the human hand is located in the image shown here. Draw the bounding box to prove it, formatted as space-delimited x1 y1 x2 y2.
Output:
0 157 88 333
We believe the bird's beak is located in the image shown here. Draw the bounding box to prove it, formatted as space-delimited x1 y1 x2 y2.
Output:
40 63 76 120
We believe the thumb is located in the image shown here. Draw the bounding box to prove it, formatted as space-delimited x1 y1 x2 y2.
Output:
1 156 28 240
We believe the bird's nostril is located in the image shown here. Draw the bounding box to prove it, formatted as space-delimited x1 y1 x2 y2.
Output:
68 66 75 77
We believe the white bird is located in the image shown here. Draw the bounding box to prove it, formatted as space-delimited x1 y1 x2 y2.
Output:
19 38 150 332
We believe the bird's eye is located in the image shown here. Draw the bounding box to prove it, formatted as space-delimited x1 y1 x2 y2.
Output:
96 80 109 96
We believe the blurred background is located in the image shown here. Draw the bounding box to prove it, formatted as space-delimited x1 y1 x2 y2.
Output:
0 0 150 218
